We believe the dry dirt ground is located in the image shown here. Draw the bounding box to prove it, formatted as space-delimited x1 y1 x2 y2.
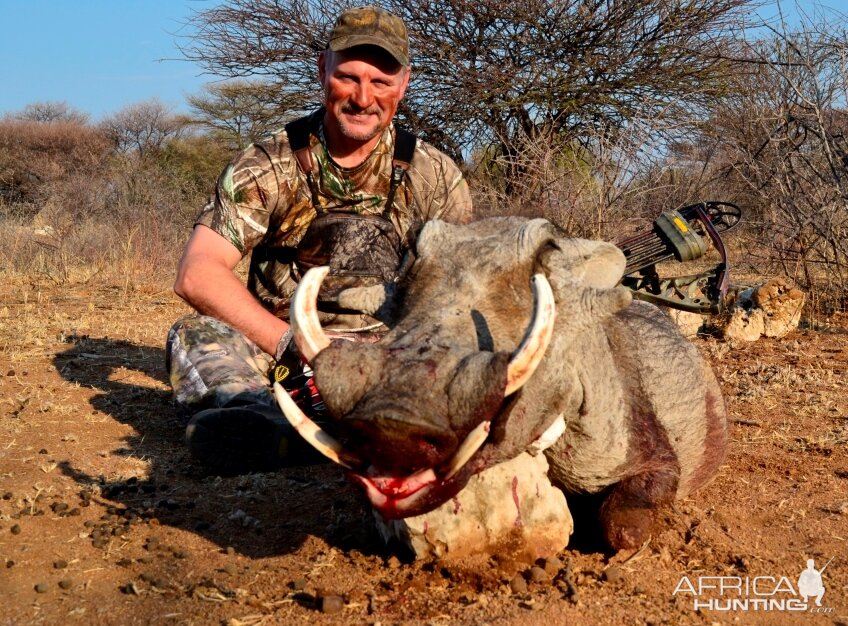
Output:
1 274 846 626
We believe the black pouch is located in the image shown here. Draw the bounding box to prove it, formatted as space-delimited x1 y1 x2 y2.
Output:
295 211 402 309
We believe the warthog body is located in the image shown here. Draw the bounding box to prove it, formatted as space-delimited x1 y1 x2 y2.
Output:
284 217 728 550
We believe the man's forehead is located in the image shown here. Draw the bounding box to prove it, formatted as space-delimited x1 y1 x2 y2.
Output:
328 45 407 75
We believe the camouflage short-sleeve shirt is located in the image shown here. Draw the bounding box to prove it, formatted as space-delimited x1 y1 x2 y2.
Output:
196 115 472 320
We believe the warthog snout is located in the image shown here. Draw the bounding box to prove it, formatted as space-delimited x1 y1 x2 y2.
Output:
338 407 459 472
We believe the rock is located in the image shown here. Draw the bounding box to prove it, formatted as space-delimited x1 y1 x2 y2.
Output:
58 579 73 590
140 572 165 588
666 309 705 338
720 287 765 342
319 595 345 613
528 566 549 583
602 565 624 583
373 452 573 561
509 575 528 594
10 524 21 535
542 556 563 577
34 582 48 593
718 277 805 342
754 278 806 337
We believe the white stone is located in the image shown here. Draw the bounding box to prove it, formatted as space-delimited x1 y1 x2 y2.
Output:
754 277 805 337
719 277 805 342
666 308 706 338
720 287 766 342
373 452 573 561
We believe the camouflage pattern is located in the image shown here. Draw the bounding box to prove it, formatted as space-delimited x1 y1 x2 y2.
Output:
179 114 471 414
195 119 472 325
328 6 410 66
166 314 374 422
166 315 277 422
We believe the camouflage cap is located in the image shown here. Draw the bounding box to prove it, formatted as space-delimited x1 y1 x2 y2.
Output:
328 6 410 66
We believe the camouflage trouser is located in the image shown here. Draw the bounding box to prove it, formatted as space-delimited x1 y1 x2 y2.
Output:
165 315 279 423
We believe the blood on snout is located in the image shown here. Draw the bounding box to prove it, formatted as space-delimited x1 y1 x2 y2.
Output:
339 415 458 472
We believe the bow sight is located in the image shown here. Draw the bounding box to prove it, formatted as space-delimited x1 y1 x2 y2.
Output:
617 202 742 314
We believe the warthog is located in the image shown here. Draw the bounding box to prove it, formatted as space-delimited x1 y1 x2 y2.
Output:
274 217 728 550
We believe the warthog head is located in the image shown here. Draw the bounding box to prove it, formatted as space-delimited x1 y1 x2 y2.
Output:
274 217 632 519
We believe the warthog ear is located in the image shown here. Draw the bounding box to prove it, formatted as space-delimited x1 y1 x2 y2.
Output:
336 283 398 325
539 238 626 290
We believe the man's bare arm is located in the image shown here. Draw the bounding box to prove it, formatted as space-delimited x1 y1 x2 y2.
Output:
174 224 288 356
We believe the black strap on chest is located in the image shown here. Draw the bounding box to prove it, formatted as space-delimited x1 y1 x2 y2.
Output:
285 111 417 218
285 111 323 210
383 127 416 218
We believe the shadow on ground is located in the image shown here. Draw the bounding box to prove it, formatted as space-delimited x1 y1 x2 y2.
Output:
52 334 387 560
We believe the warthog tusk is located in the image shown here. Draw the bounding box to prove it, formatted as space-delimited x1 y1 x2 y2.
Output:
272 382 355 468
442 420 491 480
290 266 332 362
527 414 566 456
505 273 556 396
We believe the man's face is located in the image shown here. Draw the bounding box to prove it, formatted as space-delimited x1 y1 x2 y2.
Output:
319 46 410 146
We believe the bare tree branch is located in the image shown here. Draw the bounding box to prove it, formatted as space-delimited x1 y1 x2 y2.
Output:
181 0 756 186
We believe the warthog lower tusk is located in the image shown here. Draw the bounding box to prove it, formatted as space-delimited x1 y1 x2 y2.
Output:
442 420 491 481
290 266 332 362
505 273 556 396
526 414 566 456
272 382 354 468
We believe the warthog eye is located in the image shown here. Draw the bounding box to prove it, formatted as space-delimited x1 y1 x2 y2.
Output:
421 434 443 450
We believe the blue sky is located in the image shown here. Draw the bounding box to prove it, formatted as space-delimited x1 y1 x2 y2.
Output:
0 1 833 122
0 0 211 120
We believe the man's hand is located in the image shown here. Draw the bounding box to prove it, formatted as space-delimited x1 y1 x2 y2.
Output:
174 224 289 356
